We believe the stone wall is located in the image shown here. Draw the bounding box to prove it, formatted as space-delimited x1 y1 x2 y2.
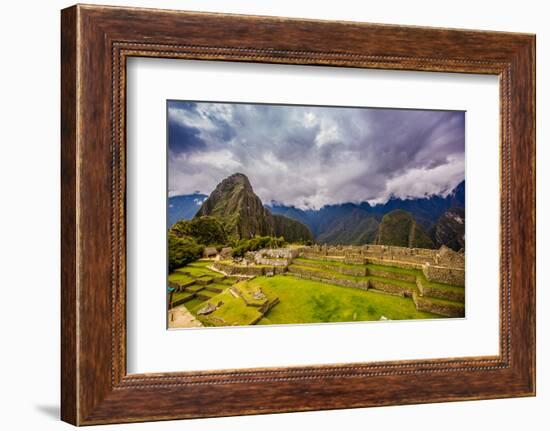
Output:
368 278 414 297
359 244 439 265
243 247 303 267
261 247 303 259
288 266 370 290
365 257 423 270
300 252 344 263
413 293 465 318
296 260 367 276
171 292 195 308
168 279 194 291
422 263 465 287
253 256 291 267
304 244 465 267
301 244 465 287
211 262 265 277
416 277 465 302
367 266 417 283
435 245 465 267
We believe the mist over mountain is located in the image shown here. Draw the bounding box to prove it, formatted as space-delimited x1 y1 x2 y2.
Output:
267 180 465 245
168 177 465 250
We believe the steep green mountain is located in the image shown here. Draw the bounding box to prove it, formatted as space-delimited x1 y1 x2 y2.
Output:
374 209 434 248
195 173 274 239
316 208 379 245
195 173 312 242
272 214 313 243
433 207 465 251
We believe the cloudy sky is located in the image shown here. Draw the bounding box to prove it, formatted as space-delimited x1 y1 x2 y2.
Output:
167 100 465 209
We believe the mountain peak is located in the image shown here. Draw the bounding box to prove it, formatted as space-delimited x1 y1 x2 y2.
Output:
223 172 250 185
195 173 312 242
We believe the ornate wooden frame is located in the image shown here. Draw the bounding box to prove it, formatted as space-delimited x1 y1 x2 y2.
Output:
61 4 536 425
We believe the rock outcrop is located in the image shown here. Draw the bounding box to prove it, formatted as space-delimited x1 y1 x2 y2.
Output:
434 207 465 251
195 173 313 242
195 173 274 239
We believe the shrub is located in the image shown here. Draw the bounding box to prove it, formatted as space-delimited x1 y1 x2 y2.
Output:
170 216 227 246
231 236 286 258
168 233 204 272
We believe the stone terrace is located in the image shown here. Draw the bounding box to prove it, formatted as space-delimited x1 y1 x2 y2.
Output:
198 244 465 318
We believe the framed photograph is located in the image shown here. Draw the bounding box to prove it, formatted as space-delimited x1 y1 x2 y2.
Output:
61 4 535 425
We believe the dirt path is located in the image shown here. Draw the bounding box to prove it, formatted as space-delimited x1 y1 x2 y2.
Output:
168 304 203 329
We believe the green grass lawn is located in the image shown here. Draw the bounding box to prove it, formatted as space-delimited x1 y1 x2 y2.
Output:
255 275 440 325
207 283 230 292
168 272 195 284
176 261 221 278
170 257 461 327
183 296 206 311
171 291 194 303
417 273 464 291
368 275 418 291
186 284 205 293
197 290 218 299
198 290 263 326
366 263 419 277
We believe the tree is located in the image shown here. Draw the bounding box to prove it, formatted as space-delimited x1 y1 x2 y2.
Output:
168 233 204 272
170 216 227 246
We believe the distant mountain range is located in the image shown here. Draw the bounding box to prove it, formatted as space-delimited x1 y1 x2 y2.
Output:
168 176 465 250
267 180 464 233
168 193 208 227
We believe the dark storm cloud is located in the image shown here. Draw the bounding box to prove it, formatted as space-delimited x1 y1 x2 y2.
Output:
167 101 465 208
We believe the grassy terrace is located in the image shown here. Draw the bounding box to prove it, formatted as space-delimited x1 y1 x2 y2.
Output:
293 258 463 295
366 263 419 277
184 296 206 311
185 284 205 293
417 273 464 292
294 257 365 270
419 295 464 307
369 275 418 291
168 254 465 328
290 263 418 289
171 291 194 303
168 260 240 318
197 288 265 326
218 260 273 268
168 272 195 285
177 261 222 278
290 264 369 283
255 276 439 324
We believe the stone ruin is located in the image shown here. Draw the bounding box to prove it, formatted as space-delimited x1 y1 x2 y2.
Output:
207 243 465 288
244 247 303 267
203 247 218 258
302 243 465 287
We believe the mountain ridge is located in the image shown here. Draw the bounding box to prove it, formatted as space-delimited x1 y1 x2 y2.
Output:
168 177 465 249
193 173 313 243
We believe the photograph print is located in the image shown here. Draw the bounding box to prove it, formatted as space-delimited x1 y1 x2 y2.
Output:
167 100 466 329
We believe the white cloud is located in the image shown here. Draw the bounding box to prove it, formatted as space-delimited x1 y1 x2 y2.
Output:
167 102 465 209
